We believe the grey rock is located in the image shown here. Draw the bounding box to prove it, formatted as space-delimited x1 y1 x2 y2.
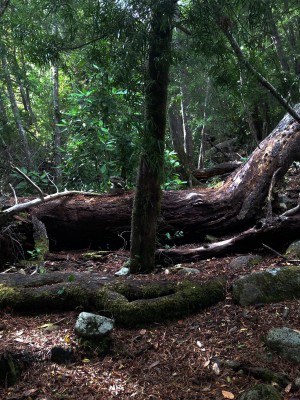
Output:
238 384 282 400
285 240 300 258
115 267 130 276
74 312 114 339
178 267 200 275
294 376 300 388
232 266 300 306
171 264 199 275
229 255 262 270
266 327 300 364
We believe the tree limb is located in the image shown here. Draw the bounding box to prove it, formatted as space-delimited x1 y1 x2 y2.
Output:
222 27 300 125
1 190 101 220
11 165 45 200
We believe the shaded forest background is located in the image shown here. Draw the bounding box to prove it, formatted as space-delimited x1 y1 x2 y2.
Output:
0 0 299 198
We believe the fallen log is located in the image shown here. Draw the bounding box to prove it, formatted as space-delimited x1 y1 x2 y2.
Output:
32 106 300 250
1 106 300 254
155 214 300 264
192 161 242 180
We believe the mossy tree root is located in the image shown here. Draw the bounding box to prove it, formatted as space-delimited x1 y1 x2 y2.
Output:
0 272 226 327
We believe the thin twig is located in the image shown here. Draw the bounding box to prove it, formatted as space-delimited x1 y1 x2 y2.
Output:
44 171 59 193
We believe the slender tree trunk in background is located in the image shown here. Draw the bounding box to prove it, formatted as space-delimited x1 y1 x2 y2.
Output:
52 61 62 186
198 77 210 169
268 9 290 74
0 89 8 127
168 102 190 181
220 26 300 124
0 45 32 169
261 101 270 139
0 0 9 17
283 0 300 77
129 0 177 274
180 72 194 167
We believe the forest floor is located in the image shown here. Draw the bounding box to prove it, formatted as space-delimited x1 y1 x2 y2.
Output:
0 169 300 400
1 250 300 400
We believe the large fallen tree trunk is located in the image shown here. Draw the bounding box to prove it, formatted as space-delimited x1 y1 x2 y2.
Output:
24 106 300 251
156 213 300 264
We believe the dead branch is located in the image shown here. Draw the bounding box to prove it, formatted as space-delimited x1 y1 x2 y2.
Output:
11 165 45 200
0 190 102 223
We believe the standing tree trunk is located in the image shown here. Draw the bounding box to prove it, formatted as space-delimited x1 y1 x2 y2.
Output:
168 102 190 181
129 0 177 274
198 77 210 169
0 46 32 169
180 73 194 167
268 8 290 74
52 60 62 187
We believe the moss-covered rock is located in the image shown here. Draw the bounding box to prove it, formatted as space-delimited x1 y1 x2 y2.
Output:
238 384 282 400
265 327 300 364
232 266 300 306
229 255 262 270
285 240 300 258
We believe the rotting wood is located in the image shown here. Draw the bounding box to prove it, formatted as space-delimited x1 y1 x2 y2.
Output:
192 161 242 180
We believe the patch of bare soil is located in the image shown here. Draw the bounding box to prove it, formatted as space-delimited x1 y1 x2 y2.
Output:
0 251 300 400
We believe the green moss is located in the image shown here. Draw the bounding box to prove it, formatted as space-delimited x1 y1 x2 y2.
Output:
238 384 282 400
82 251 110 260
0 284 19 307
96 277 226 327
0 281 90 311
108 281 176 301
233 266 300 306
34 238 49 261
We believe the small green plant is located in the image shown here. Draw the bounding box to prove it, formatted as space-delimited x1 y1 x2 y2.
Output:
162 230 184 248
27 247 42 260
163 150 187 190
27 247 47 274
207 176 224 188
165 230 184 241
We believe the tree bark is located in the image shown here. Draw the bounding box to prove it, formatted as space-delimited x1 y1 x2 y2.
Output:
193 161 242 180
52 56 62 186
26 106 300 252
129 0 177 273
198 77 210 169
0 44 33 169
168 102 190 181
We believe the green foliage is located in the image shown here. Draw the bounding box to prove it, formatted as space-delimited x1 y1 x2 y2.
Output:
163 150 187 189
58 89 117 191
0 0 299 195
11 169 50 195
27 247 42 260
